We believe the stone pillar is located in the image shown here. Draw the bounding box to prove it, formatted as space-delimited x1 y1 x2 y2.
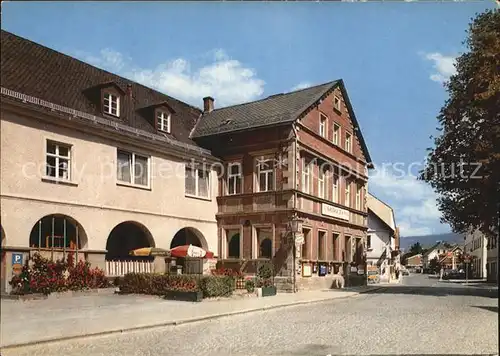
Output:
85 250 106 271
154 255 166 274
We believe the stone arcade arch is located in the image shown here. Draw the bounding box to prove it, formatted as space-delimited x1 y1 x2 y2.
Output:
105 221 155 261
28 214 88 251
170 227 208 250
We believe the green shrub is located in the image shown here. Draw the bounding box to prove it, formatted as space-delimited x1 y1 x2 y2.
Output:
200 275 234 298
120 273 235 298
257 263 273 279
245 279 255 293
120 273 200 294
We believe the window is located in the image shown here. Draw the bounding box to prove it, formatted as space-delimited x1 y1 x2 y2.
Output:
185 166 210 198
332 173 339 203
367 235 372 249
46 141 71 180
256 157 274 192
302 228 311 260
332 233 339 260
227 162 242 195
345 179 351 207
156 111 171 133
345 132 352 153
103 92 120 116
318 231 326 260
318 166 326 199
355 184 362 210
117 150 150 186
302 159 311 194
333 123 340 145
333 96 341 111
319 114 327 138
227 231 240 259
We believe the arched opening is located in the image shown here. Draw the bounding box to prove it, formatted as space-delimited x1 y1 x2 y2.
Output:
228 233 240 259
170 227 207 250
259 238 272 259
106 221 154 261
29 214 88 250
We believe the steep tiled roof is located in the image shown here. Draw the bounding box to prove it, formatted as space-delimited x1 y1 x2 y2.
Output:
0 30 202 147
191 80 372 165
192 81 338 137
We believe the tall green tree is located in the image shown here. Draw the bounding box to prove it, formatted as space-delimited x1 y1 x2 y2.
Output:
420 10 500 240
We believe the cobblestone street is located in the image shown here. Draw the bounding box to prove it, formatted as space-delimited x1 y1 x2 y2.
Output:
2 275 498 356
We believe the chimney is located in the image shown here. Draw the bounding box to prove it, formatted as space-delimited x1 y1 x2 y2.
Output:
126 84 133 98
203 96 214 113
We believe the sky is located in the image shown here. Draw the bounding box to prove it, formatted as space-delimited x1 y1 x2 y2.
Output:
2 1 496 237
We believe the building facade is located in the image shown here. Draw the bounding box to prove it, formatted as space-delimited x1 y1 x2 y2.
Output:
405 254 423 272
486 234 498 283
0 30 374 293
366 193 398 281
464 229 487 279
192 81 373 290
0 30 220 292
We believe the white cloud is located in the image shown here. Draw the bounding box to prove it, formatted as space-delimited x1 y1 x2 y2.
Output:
369 165 447 237
75 48 265 107
290 82 312 91
423 52 457 83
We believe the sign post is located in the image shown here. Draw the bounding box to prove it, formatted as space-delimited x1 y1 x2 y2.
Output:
12 253 23 276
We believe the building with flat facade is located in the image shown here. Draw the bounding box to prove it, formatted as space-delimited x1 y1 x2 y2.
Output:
366 193 398 282
192 80 373 291
0 30 220 292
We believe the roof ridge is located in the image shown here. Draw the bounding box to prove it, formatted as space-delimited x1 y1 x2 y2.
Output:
0 30 202 115
209 80 339 113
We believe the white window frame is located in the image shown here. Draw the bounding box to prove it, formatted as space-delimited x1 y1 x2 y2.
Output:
156 110 171 133
318 167 326 199
103 92 120 117
256 157 275 192
227 162 242 195
319 113 327 138
45 140 72 181
116 150 151 188
345 132 352 153
345 179 351 207
333 95 341 111
332 173 339 203
355 184 361 210
333 123 341 145
302 158 311 194
185 166 211 199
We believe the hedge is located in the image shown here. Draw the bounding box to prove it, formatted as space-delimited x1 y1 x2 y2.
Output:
119 273 235 298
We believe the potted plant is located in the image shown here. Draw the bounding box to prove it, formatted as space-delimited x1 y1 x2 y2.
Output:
164 277 203 302
255 263 276 297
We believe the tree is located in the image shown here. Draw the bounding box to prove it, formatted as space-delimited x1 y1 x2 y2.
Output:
429 257 441 274
420 10 500 241
409 242 424 255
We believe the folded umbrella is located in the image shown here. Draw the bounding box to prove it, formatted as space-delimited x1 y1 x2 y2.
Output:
129 247 170 256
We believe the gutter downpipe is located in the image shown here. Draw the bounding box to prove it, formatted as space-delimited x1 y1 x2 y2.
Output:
292 123 299 293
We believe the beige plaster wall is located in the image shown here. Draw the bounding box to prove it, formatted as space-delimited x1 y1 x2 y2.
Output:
1 110 218 254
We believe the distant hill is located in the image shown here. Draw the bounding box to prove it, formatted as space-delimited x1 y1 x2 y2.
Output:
400 232 465 251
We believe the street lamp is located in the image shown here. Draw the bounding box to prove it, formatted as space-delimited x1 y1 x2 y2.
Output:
288 214 303 293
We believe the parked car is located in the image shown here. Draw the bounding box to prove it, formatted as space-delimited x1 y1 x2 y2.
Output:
402 268 410 276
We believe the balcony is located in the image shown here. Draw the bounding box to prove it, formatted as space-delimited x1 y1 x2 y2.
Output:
217 191 292 214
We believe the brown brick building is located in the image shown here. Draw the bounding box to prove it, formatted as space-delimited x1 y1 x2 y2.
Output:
192 81 373 290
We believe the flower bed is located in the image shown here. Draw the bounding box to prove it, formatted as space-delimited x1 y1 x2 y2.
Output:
9 252 109 296
118 273 235 300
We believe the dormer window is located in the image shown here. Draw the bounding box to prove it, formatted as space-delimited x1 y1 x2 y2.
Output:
103 92 120 116
156 110 171 133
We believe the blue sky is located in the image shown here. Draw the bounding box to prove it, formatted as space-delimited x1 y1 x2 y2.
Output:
2 1 495 237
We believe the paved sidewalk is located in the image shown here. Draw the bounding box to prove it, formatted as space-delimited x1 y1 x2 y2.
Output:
0 286 381 348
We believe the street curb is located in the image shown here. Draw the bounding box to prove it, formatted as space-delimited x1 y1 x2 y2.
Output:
0 287 384 350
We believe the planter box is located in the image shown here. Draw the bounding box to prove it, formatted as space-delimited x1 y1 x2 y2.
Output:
261 286 277 297
164 290 203 302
